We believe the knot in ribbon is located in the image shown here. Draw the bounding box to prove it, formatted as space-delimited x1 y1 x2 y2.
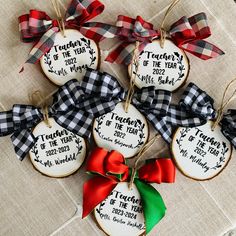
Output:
155 83 236 149
0 79 95 160
106 15 158 65
83 147 176 234
80 68 172 131
116 15 158 43
106 13 224 65
19 0 107 65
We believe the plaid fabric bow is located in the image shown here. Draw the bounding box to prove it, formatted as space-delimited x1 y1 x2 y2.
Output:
105 15 159 65
156 83 236 149
169 12 224 60
156 82 216 143
19 0 117 65
106 13 224 65
0 79 95 161
80 68 172 130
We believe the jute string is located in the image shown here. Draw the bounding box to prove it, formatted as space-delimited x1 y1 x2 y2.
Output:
128 134 163 189
212 78 236 130
29 91 53 128
160 0 181 48
124 41 140 113
50 0 66 37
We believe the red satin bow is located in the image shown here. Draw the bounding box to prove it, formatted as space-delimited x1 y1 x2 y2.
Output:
82 147 175 218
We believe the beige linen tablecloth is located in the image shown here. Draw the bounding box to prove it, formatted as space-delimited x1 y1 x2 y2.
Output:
0 0 236 235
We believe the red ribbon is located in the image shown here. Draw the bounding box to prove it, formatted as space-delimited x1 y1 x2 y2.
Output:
82 147 175 218
19 10 59 43
168 13 224 60
106 13 224 65
18 0 106 67
19 0 104 43
105 15 158 64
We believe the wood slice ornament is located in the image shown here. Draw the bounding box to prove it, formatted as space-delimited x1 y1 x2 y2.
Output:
94 182 145 236
93 102 149 158
40 29 99 85
29 118 86 177
172 121 232 180
128 39 189 92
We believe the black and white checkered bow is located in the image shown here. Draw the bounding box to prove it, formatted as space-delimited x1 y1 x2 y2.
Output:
157 83 236 149
0 79 94 160
0 69 171 161
156 83 216 143
78 68 172 133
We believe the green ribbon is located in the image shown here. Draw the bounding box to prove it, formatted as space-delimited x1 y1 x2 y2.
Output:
135 179 166 234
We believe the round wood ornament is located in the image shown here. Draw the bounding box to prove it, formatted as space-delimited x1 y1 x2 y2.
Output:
171 121 232 180
40 29 99 85
93 102 149 158
94 182 145 236
29 118 86 177
128 39 189 92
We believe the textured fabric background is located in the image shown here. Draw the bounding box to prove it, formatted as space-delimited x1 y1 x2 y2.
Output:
0 0 236 235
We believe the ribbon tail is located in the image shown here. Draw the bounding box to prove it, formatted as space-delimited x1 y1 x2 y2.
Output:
55 110 94 139
82 176 117 218
0 111 14 136
135 179 166 234
180 40 224 60
10 129 37 161
79 22 118 42
147 114 174 144
105 42 134 65
25 27 58 65
105 42 146 65
139 158 176 183
66 0 104 25
170 13 224 60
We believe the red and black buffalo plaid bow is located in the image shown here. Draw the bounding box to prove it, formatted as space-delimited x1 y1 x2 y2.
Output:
19 0 117 65
106 13 224 65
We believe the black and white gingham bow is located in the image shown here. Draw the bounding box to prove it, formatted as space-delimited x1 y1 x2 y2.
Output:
0 70 171 161
157 83 236 149
156 83 216 143
78 68 172 133
0 79 94 161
